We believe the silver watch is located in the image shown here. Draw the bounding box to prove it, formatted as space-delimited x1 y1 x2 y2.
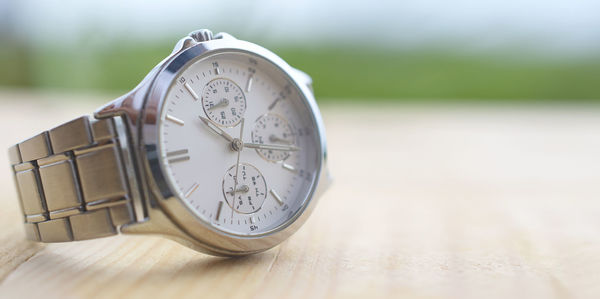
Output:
7 29 331 256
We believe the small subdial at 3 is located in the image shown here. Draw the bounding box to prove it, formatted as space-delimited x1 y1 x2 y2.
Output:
223 163 267 214
202 78 246 127
252 113 296 162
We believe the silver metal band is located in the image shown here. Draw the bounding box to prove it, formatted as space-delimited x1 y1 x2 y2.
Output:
8 116 136 243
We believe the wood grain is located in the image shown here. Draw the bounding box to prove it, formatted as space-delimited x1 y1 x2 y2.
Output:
1 91 600 299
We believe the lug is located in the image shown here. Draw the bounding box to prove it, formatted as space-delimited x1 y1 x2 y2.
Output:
314 164 333 200
119 201 224 255
120 194 257 256
290 68 314 93
171 36 198 56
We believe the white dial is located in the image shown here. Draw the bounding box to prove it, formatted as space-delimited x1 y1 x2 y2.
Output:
159 51 320 236
252 113 296 162
202 78 246 127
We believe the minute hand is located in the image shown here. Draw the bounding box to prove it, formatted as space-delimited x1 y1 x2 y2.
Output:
199 116 234 142
244 143 300 152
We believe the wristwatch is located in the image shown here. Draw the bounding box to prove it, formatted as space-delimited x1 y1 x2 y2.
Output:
7 29 330 256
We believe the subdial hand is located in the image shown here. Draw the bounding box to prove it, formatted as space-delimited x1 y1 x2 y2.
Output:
269 134 293 144
231 118 245 220
244 143 300 152
207 98 229 111
199 116 234 142
227 184 249 195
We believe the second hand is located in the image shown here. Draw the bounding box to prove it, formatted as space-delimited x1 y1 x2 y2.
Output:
230 118 245 223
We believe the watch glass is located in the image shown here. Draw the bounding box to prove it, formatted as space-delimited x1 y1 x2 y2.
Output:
158 50 320 236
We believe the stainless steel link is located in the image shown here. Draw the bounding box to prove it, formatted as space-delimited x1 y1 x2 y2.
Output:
9 116 136 243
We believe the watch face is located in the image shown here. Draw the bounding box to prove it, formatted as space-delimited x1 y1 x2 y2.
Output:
158 50 321 236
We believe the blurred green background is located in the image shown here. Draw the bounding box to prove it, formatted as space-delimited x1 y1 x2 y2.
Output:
1 0 599 101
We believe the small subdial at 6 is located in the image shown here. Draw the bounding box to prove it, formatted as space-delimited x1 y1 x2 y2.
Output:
202 78 246 127
223 163 267 214
252 113 296 162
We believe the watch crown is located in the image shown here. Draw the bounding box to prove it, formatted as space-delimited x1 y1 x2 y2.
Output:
189 29 214 42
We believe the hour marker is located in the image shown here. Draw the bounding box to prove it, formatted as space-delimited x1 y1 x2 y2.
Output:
168 157 189 163
268 99 280 110
250 216 256 224
270 189 284 206
246 76 253 92
215 68 221 75
167 149 190 163
282 163 296 172
166 114 185 126
184 83 199 100
185 182 199 198
216 201 224 220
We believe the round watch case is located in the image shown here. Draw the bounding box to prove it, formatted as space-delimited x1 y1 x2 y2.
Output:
139 36 328 255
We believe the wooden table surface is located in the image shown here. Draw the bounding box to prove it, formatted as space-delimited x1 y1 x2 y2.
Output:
1 90 599 299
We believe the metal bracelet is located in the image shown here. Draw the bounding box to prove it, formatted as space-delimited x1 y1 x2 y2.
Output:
8 116 137 242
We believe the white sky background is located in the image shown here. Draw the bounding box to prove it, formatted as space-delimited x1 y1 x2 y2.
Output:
2 0 600 57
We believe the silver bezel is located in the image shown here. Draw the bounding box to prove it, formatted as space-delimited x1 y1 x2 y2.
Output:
140 37 328 255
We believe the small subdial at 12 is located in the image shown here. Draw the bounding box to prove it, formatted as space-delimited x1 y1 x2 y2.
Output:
252 113 296 162
223 163 267 214
202 78 246 127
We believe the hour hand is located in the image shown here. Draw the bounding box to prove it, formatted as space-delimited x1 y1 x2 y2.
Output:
227 184 249 195
199 116 234 142
244 143 300 152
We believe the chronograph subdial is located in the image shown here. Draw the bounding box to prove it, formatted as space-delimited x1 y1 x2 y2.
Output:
202 78 246 127
222 163 267 214
251 113 296 162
